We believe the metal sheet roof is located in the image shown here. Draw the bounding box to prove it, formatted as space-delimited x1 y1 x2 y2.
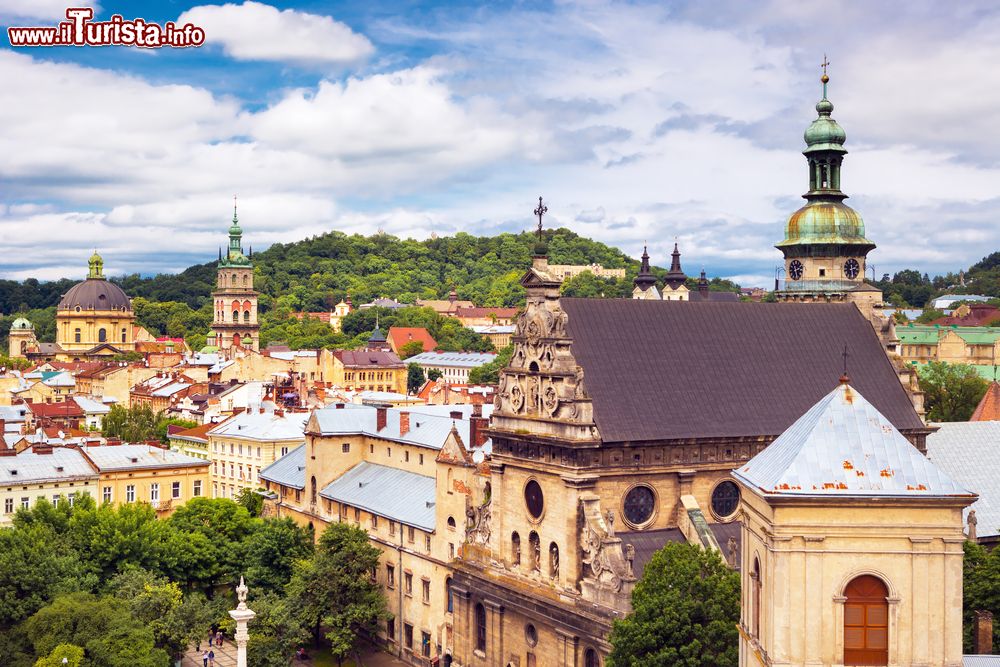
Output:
320 461 436 531
406 351 497 368
0 447 97 485
964 657 1000 666
259 444 306 489
926 421 1000 538
734 383 973 498
208 410 307 442
311 404 470 451
151 382 190 397
82 444 206 471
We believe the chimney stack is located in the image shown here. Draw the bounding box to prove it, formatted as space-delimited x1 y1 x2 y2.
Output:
975 610 994 654
376 406 387 431
399 411 410 437
470 412 488 448
450 410 463 421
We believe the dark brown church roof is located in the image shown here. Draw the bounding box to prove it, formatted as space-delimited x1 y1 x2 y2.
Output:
58 278 132 311
560 299 923 443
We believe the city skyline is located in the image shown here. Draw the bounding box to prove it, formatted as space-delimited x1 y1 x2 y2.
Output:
3 1 999 287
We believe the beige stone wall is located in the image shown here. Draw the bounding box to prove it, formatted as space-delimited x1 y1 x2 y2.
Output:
0 478 99 526
98 464 208 515
56 309 136 352
209 433 301 499
738 488 968 667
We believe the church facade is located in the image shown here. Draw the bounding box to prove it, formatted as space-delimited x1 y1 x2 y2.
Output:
210 205 260 352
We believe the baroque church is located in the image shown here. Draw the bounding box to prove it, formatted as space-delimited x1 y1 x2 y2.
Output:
446 73 937 667
210 201 260 352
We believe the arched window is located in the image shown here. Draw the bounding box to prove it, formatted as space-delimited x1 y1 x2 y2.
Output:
121 328 127 343
511 532 521 567
98 328 107 343
447 516 456 530
445 577 453 613
584 648 599 667
232 310 239 322
751 558 762 637
233 333 241 347
310 476 317 505
475 603 487 652
243 310 251 322
844 575 889 666
231 273 237 286
243 274 248 286
74 328 81 343
548 542 559 579
20 341 28 354
528 531 540 572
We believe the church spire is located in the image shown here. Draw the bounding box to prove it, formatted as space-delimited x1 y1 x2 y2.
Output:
803 61 848 200
664 242 687 290
633 244 657 292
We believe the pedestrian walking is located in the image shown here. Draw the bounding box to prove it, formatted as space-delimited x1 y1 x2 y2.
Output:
208 630 213 647
216 631 224 647
208 649 215 667
196 638 201 652
201 650 208 667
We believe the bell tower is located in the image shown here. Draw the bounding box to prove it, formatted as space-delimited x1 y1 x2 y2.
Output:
210 198 260 352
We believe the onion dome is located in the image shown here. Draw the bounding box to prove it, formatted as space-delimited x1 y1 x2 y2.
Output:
778 201 873 249
804 95 847 153
10 317 32 331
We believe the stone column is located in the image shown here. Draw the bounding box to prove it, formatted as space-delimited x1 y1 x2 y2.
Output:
229 577 256 667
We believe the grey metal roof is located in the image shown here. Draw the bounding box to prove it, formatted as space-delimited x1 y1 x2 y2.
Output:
406 351 497 368
208 410 308 442
82 444 206 471
0 447 98 485
733 383 974 498
320 461 436 531
964 657 1000 666
73 396 111 414
927 421 1000 538
259 444 306 489
311 403 472 451
0 405 28 422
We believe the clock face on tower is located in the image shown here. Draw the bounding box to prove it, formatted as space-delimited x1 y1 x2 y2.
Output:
844 258 861 279
789 260 804 280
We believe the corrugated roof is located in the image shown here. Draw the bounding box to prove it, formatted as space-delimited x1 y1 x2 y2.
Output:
208 410 307 442
964 657 1000 666
336 350 404 368
73 396 111 414
311 403 471 451
320 461 436 531
82 444 206 471
406 351 497 368
259 444 306 489
734 383 973 498
151 381 190 397
926 421 1000 538
559 299 925 442
0 447 97 484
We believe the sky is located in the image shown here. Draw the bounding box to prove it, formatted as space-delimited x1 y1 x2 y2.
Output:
2 1 999 287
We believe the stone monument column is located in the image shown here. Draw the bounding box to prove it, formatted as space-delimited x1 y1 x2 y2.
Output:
229 576 256 667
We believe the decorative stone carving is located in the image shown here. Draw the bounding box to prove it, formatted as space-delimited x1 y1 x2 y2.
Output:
466 497 492 546
579 495 637 610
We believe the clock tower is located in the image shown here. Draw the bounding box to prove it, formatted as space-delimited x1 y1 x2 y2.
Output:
210 200 259 352
776 67 879 309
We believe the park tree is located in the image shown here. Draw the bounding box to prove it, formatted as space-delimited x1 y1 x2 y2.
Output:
918 362 989 422
427 368 443 381
399 340 425 359
608 542 740 667
407 362 426 394
242 518 314 592
236 487 264 517
287 523 387 665
468 345 513 385
963 540 1000 652
32 644 84 667
245 591 309 667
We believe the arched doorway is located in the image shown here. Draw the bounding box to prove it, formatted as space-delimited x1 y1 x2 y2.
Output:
844 575 889 666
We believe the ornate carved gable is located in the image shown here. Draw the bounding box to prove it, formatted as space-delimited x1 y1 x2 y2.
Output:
437 425 473 465
491 255 601 443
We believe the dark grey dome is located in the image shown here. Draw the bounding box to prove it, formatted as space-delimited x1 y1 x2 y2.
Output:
58 279 132 311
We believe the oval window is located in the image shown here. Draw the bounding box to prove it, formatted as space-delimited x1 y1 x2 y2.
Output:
623 485 655 526
524 480 544 519
711 481 741 519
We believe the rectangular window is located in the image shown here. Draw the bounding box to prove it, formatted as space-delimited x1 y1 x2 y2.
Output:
371 514 378 529
387 618 395 642
68 493 75 507
389 521 396 537
425 535 431 552
386 564 395 589
404 572 413 596
230 443 234 454
421 631 431 658
408 526 415 543
150 483 159 503
370 444 374 454
193 480 202 497
404 623 413 650
102 486 112 503
280 446 289 456
449 543 455 559
256 446 261 458
354 507 360 523
4 498 12 513
421 578 430 604
20 497 29 509
213 462 218 474
405 451 409 462
52 494 60 505
126 485 136 502
419 454 424 465
171 481 181 499
342 443 350 453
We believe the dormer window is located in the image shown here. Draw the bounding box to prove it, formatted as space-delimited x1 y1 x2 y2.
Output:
9 470 16 476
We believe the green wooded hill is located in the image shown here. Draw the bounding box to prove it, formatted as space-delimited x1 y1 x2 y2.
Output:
5 228 738 351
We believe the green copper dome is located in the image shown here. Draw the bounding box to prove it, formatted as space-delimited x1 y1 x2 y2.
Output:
10 317 32 330
803 76 846 154
777 200 873 247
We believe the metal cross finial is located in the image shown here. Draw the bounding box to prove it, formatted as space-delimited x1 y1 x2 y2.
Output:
821 54 830 76
534 196 547 241
842 343 850 379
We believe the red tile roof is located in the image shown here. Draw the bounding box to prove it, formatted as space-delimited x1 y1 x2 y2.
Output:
169 421 218 443
971 382 1000 422
930 304 1000 327
387 327 438 354
28 399 84 418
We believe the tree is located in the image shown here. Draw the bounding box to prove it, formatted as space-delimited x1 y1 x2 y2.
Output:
608 542 739 667
468 345 513 385
236 487 264 517
399 340 425 359
242 518 314 592
32 644 84 667
427 368 442 382
245 592 309 667
916 308 945 324
101 404 162 442
407 362 425 394
287 523 387 665
918 362 989 422
964 540 1000 653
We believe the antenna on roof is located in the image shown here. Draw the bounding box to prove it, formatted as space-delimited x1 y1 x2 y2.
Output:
840 343 850 384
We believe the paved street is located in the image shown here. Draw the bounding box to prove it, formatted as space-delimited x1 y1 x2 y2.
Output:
181 643 407 667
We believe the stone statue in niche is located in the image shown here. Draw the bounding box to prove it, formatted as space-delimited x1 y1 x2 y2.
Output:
549 543 559 579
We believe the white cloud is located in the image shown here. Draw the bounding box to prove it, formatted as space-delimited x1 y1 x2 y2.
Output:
176 1 373 65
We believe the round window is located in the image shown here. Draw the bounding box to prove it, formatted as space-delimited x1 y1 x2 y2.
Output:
622 485 655 526
711 481 741 519
524 623 538 647
524 480 544 519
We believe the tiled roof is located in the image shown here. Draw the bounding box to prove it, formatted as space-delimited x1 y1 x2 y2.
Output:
208 410 308 442
387 327 438 353
0 447 97 484
170 421 219 443
320 461 436 531
335 350 404 368
926 421 1000 538
27 399 84 418
971 382 1000 422
687 290 740 302
406 351 497 368
81 444 206 471
259 444 306 489
559 299 925 442
734 383 972 498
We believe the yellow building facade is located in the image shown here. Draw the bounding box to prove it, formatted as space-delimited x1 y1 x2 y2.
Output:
56 253 138 355
208 408 308 500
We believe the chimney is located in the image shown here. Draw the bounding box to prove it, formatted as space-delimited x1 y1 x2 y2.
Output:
376 406 387 431
0 419 5 434
0 448 16 456
33 445 53 455
470 413 488 448
450 410 463 421
399 411 410 437
335 403 345 409
471 403 482 418
975 610 994 655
